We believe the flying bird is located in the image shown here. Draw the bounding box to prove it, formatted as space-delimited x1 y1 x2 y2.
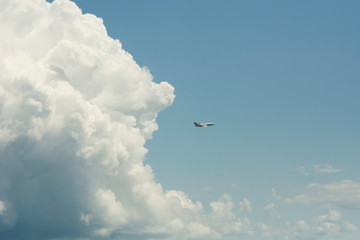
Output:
193 121 215 127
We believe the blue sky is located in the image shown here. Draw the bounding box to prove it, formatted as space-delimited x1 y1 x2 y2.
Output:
72 0 360 224
1 0 359 239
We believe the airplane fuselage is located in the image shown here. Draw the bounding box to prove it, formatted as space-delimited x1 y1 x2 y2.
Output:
193 121 215 127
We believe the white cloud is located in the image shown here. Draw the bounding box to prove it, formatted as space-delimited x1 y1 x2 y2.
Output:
0 201 5 215
0 201 16 230
239 198 252 213
344 221 359 232
295 220 310 232
0 0 233 239
314 164 344 173
1 1 358 240
186 222 216 239
264 202 275 210
209 194 243 234
271 188 283 200
297 164 344 176
309 209 358 236
297 166 310 176
264 202 281 219
206 194 256 236
0 1 265 239
91 188 129 236
250 210 359 240
315 209 341 223
285 180 360 208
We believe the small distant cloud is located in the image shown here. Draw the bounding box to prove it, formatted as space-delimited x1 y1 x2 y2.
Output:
314 164 344 173
295 220 310 232
0 201 6 215
297 166 310 176
264 202 281 219
281 210 358 237
297 164 344 176
255 222 271 232
344 221 359 232
239 198 252 213
316 209 342 222
272 188 283 200
285 180 360 208
264 202 275 210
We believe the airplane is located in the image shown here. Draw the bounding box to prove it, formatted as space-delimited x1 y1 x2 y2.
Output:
193 121 215 127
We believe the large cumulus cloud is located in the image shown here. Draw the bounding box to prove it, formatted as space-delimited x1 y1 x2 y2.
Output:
0 0 249 239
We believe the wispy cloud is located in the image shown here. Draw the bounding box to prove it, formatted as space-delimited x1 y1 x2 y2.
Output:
297 164 345 176
285 180 360 208
264 202 275 210
0 201 5 215
272 188 283 200
239 198 252 213
313 164 344 173
296 166 310 176
264 202 281 219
